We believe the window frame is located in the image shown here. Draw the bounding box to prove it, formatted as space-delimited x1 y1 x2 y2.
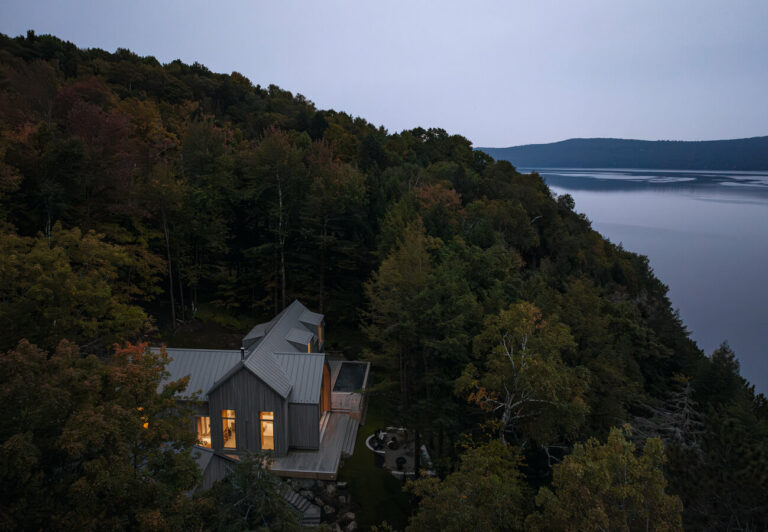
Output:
221 409 237 449
260 411 275 451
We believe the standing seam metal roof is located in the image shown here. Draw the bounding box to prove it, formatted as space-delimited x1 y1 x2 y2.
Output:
156 300 325 401
273 352 325 403
299 309 323 326
154 348 242 400
242 300 321 398
285 327 314 347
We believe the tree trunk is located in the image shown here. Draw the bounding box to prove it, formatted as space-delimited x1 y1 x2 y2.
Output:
400 346 408 410
277 170 287 309
161 208 176 326
414 429 421 478
273 246 279 316
423 347 431 403
319 217 327 313
177 264 185 322
499 392 513 446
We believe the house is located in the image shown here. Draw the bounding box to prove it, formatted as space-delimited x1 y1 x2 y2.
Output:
157 300 370 481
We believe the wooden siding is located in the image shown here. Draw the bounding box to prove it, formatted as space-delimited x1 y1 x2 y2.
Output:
208 367 289 455
200 454 234 491
289 403 320 449
320 364 331 413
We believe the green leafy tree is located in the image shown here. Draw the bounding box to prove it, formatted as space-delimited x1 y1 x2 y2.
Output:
302 139 367 314
0 340 200 530
407 440 529 532
677 400 768 531
364 220 440 409
526 426 682 532
668 345 768 530
0 223 152 351
458 302 589 449
201 453 299 531
249 127 306 311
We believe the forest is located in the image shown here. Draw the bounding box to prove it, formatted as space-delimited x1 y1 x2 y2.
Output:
1 31 767 531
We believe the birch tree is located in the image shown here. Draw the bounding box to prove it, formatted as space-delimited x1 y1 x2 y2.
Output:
457 302 589 450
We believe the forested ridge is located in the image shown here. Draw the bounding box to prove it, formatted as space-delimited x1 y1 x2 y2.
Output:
480 136 768 171
1 32 766 531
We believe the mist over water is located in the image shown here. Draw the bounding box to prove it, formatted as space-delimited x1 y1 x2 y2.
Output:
527 168 768 395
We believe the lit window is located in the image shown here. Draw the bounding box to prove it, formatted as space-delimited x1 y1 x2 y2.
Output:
260 411 274 451
307 341 311 353
222 409 236 449
196 416 211 448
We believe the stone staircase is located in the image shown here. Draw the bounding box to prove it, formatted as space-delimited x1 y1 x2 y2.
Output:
279 485 321 527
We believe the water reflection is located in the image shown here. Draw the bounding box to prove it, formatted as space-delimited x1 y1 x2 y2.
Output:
525 168 768 395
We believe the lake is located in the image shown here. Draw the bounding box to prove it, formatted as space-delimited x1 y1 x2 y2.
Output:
523 167 768 395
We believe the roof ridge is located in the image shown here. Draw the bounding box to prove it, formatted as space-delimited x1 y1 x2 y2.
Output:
239 300 315 399
273 351 326 356
248 300 305 357
161 348 241 353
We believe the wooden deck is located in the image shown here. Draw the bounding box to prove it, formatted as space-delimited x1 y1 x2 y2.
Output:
328 359 370 420
332 391 363 412
269 412 359 480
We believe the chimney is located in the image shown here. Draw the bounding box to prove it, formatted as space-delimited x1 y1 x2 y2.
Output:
240 346 245 360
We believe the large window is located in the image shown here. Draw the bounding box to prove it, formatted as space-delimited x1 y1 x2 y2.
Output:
221 409 236 449
196 416 211 448
260 411 274 451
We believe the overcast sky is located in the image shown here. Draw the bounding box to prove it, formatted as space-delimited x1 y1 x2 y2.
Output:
1 0 767 147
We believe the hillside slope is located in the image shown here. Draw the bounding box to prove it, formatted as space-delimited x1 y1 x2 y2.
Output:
1 32 766 530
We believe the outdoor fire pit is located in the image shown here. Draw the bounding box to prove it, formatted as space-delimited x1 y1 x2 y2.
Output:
365 427 434 479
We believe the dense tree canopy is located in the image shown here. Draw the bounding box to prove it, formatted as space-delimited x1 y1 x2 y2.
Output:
526 426 682 532
199 453 299 531
406 441 529 532
0 32 766 529
0 341 200 530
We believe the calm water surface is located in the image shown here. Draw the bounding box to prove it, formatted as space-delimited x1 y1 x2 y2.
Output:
524 168 768 394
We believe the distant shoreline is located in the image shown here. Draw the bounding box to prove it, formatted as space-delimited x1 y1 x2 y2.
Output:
527 167 768 193
479 136 768 171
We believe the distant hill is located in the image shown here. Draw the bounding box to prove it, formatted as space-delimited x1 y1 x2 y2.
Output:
479 136 768 170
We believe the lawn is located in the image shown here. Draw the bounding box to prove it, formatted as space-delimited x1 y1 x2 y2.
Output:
338 394 412 530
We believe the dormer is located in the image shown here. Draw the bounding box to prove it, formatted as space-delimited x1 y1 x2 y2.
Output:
299 309 325 350
243 321 271 352
286 327 315 353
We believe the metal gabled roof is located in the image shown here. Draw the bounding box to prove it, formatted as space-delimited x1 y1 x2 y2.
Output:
299 309 323 326
238 300 324 397
192 446 214 472
285 327 314 347
273 352 326 404
155 348 242 400
242 350 293 398
244 321 272 341
245 300 320 357
155 300 326 402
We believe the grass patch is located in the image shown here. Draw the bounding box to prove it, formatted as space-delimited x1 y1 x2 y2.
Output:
338 394 412 530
